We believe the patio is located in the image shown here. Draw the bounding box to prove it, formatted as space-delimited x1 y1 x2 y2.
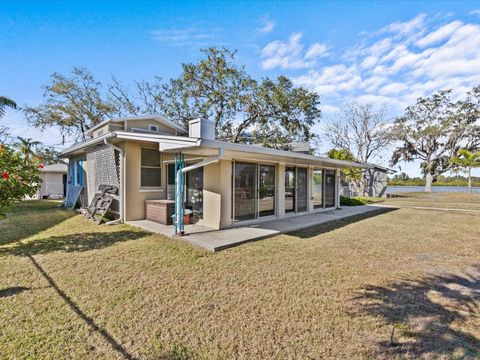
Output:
127 205 386 251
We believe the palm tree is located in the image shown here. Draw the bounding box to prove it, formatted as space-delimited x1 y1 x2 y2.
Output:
14 136 42 161
451 149 480 193
0 96 17 119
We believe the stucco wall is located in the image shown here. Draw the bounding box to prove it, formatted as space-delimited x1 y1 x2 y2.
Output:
121 140 343 228
200 159 232 229
124 141 165 221
125 119 177 135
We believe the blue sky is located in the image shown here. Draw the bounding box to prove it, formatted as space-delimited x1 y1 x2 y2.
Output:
2 0 480 176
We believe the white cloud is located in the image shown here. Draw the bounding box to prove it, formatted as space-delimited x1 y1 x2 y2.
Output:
293 65 362 95
260 33 328 70
416 20 463 47
150 27 216 47
305 43 328 59
290 14 480 114
259 20 276 34
470 9 480 16
379 13 427 39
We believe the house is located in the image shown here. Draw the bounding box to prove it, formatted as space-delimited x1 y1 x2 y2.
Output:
340 163 396 198
60 115 364 231
36 163 68 199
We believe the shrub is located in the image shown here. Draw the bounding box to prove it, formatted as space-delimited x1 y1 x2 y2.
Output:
0 144 41 216
340 195 370 206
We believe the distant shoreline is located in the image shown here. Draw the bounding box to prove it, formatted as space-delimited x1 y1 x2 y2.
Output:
388 183 480 187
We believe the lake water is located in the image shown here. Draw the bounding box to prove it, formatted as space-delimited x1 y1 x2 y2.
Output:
387 186 480 194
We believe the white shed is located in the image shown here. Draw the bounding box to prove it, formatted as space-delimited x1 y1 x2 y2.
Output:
37 163 68 199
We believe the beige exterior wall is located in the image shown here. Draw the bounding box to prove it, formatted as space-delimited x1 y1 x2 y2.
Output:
120 139 342 228
92 125 109 138
125 119 177 135
124 141 165 221
200 159 232 229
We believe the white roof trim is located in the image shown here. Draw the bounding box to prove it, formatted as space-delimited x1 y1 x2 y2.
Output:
60 130 366 169
198 139 366 169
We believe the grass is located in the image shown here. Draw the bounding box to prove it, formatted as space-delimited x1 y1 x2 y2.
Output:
381 192 480 211
0 197 479 359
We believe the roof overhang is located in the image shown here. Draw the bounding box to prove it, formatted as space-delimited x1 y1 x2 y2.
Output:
60 131 367 169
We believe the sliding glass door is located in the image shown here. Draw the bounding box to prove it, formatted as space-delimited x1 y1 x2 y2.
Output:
285 166 308 213
296 167 308 212
259 165 275 217
233 162 276 222
285 167 295 213
233 162 257 221
166 162 204 221
324 170 336 208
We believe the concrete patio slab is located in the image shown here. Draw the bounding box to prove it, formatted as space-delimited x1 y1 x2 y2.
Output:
127 205 387 252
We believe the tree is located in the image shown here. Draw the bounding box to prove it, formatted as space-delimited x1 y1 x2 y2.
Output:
0 96 17 144
14 137 42 161
0 144 41 217
28 49 321 148
109 47 321 148
37 146 61 165
451 149 480 193
391 89 480 192
325 101 391 194
327 148 362 196
0 96 16 119
24 67 115 142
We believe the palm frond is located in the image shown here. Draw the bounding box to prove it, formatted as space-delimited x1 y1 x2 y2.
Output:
0 96 17 118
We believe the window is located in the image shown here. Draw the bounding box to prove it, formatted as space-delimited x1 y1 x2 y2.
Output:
149 124 158 132
141 148 161 187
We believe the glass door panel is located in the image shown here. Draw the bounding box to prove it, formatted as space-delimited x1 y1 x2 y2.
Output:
312 169 323 209
258 165 275 217
166 163 175 200
296 167 308 212
324 170 336 207
186 166 203 221
285 167 295 213
234 162 257 221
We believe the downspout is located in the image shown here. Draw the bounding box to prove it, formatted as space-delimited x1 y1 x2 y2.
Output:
104 139 125 225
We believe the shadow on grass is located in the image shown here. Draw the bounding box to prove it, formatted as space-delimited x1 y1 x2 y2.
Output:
0 286 31 298
0 230 150 257
289 208 397 239
0 201 76 246
353 265 480 358
27 255 138 360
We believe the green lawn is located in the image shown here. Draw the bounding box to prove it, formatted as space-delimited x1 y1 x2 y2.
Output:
1 197 479 359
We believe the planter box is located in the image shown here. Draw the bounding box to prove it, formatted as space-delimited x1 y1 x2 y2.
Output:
145 200 175 225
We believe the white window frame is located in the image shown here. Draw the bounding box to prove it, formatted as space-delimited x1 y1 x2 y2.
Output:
140 147 162 189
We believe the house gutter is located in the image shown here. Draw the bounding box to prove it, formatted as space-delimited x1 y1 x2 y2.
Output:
103 138 125 225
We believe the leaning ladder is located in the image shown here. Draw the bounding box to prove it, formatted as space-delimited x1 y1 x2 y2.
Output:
174 152 185 236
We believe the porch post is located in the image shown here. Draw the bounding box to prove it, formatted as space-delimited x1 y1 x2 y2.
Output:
277 163 285 218
174 153 185 235
335 168 341 209
308 166 314 213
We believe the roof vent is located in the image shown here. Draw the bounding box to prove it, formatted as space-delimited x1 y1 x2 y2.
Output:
188 118 215 140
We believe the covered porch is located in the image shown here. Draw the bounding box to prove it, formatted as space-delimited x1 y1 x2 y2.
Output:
127 204 384 251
